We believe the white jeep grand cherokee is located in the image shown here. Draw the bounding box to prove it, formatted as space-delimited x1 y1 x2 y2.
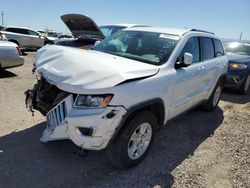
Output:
26 27 228 169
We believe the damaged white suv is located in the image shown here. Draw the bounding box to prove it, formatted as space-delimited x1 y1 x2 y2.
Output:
26 26 228 169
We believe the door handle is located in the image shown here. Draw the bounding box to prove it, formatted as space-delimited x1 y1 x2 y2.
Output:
198 66 205 70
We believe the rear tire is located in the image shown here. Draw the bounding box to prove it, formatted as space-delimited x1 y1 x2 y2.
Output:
238 75 250 95
201 83 222 111
106 111 157 169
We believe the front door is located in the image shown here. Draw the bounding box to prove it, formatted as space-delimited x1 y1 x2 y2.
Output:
169 36 205 118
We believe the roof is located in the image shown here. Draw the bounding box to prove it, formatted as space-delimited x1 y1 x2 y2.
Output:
4 25 38 32
100 24 148 28
124 27 189 36
124 27 215 36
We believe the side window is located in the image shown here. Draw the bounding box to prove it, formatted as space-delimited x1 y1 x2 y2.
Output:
6 28 28 35
213 39 224 57
200 37 215 60
180 37 200 63
19 29 29 35
28 30 39 36
6 28 19 33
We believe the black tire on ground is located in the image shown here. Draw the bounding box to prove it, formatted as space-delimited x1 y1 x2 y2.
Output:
201 82 223 112
106 111 157 169
238 75 250 95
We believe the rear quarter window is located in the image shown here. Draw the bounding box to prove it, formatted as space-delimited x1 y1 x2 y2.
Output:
213 39 224 57
200 37 215 60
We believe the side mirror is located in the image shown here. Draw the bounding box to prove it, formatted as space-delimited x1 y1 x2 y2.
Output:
94 40 101 47
183 52 193 67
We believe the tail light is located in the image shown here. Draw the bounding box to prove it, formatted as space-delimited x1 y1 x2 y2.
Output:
16 47 22 56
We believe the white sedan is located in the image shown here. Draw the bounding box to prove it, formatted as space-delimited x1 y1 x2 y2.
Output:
0 41 24 69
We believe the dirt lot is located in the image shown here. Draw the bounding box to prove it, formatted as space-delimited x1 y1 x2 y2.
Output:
0 53 249 188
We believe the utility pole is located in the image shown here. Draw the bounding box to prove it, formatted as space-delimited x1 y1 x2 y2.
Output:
1 11 4 26
239 32 242 40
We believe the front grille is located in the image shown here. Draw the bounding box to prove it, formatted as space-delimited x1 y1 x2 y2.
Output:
46 101 67 130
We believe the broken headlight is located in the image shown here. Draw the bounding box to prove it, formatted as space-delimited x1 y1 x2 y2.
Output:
74 95 112 108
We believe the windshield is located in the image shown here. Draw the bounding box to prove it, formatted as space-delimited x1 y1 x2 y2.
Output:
100 25 127 38
94 30 179 65
224 41 250 56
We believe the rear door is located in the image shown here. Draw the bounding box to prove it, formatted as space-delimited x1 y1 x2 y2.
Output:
25 29 44 48
198 37 220 100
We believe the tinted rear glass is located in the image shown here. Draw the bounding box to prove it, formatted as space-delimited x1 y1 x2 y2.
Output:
6 28 28 35
213 39 224 57
200 37 215 60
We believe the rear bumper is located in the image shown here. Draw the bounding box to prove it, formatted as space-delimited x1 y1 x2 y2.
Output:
0 56 24 69
40 95 127 150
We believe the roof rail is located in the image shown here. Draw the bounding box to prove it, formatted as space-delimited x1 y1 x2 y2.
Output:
189 29 215 35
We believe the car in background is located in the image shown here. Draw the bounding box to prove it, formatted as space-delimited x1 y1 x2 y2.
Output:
0 41 24 70
37 30 46 37
224 40 250 94
45 32 61 44
55 14 105 49
100 24 148 38
0 32 8 41
0 26 45 49
58 34 73 39
55 14 146 49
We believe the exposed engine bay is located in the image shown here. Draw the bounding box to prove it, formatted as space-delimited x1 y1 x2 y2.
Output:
25 76 69 116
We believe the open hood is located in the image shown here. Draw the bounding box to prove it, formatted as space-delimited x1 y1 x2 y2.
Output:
35 45 159 93
61 14 104 39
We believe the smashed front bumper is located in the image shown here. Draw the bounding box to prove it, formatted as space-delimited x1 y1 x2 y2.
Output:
40 94 127 150
225 71 248 89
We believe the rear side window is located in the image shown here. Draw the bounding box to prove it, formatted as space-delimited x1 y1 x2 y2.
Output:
180 37 200 63
6 28 29 35
28 30 39 36
200 37 215 60
213 39 224 57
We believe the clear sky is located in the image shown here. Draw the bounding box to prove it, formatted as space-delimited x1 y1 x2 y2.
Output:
1 0 250 40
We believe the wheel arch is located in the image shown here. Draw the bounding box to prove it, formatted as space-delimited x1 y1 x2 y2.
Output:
107 98 165 146
218 73 227 88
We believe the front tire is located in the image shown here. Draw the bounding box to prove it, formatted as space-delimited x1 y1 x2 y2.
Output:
201 83 222 111
106 111 157 169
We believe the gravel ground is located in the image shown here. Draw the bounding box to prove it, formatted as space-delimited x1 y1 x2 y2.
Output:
0 53 249 188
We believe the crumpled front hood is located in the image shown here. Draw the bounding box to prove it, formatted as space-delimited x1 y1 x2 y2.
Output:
35 45 159 93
